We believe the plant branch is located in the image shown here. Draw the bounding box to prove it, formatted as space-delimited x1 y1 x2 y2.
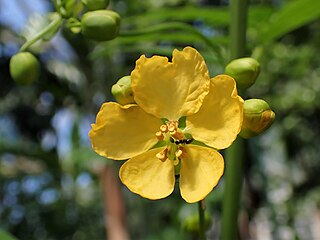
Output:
19 14 63 52
221 0 249 239
198 200 206 240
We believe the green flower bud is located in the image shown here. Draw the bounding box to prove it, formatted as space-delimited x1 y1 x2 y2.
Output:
9 52 40 85
103 10 121 26
240 99 275 138
111 76 135 105
55 0 79 18
66 17 82 34
81 0 110 10
81 10 120 41
225 57 260 89
182 212 211 234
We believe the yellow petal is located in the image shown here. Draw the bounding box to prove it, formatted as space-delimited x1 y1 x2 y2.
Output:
119 147 175 200
89 102 161 160
187 74 244 150
180 145 224 203
131 47 210 120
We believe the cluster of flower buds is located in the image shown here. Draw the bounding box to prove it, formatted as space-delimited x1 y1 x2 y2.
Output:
9 0 121 85
53 0 120 41
224 57 275 138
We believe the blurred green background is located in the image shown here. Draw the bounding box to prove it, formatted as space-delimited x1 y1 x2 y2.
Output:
1 0 320 239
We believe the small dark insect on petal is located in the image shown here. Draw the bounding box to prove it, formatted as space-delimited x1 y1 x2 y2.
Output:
174 138 194 145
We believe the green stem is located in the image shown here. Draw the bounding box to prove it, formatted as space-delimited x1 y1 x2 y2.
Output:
19 14 63 52
198 201 206 240
221 0 249 239
251 46 265 61
221 138 245 240
120 22 223 61
229 0 248 59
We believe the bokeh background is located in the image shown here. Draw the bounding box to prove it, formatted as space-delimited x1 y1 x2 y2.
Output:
1 0 320 239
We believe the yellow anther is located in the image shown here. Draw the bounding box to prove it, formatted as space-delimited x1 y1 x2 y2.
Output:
175 146 187 159
156 152 166 161
155 131 164 141
156 148 168 162
167 124 176 132
169 130 176 137
160 124 168 133
166 120 179 132
175 149 183 158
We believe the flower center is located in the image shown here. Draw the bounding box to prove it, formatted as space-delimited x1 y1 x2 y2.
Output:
155 120 193 164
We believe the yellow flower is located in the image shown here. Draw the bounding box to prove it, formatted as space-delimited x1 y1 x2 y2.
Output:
89 47 243 203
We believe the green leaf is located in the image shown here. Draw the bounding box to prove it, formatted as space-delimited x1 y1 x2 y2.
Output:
260 0 320 44
178 116 186 129
119 32 227 45
0 230 18 240
151 140 167 149
119 21 225 58
123 6 229 27
247 6 274 29
161 118 169 124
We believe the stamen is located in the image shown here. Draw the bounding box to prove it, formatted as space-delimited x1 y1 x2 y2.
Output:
160 124 168 133
155 131 164 141
175 149 183 158
170 130 184 140
175 146 187 159
167 124 176 132
172 120 179 128
156 152 166 161
156 148 168 162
